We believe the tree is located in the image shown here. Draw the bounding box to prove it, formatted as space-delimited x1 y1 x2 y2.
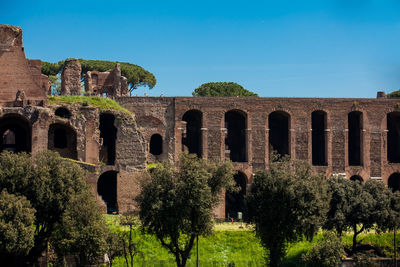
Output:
192 82 258 97
136 153 235 267
323 178 391 251
247 155 329 267
302 232 345 267
105 230 123 267
0 189 35 266
0 151 90 264
52 189 108 266
119 214 142 267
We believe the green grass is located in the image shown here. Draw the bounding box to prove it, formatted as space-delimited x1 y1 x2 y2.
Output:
105 215 398 266
48 96 131 114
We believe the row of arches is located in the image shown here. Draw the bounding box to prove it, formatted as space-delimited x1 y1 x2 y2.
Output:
0 112 117 165
179 109 365 166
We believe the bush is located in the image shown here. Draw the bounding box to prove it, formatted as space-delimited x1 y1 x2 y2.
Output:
302 232 345 267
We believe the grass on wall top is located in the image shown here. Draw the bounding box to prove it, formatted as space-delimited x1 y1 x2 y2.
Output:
48 96 131 115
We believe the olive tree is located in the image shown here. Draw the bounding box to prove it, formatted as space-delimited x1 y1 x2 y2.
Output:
324 178 391 251
136 153 235 267
247 156 329 267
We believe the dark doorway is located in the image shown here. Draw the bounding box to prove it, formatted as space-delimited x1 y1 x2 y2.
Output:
269 111 290 157
349 111 362 166
99 113 117 165
312 111 327 166
387 112 400 163
225 172 247 221
388 173 400 192
48 123 77 160
150 134 163 155
225 110 247 162
98 171 118 214
0 114 31 153
55 107 71 119
182 110 202 157
350 175 363 183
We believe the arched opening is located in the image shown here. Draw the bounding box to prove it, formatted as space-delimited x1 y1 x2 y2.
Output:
312 111 327 166
349 111 363 166
387 112 400 163
225 110 247 162
269 111 290 157
0 114 31 153
225 171 247 221
55 107 71 119
150 134 163 155
98 171 118 214
99 113 117 165
48 123 77 160
388 173 400 192
182 110 202 157
350 175 363 183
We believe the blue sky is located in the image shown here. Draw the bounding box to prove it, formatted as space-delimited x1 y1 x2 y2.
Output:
2 0 400 97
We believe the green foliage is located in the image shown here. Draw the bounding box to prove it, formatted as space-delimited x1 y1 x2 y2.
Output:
41 61 64 76
192 82 258 97
0 189 35 264
48 74 61 96
48 95 131 114
247 155 329 267
387 90 400 98
324 178 392 251
0 151 92 263
52 189 108 266
105 230 124 267
302 232 345 267
79 59 157 91
136 153 235 267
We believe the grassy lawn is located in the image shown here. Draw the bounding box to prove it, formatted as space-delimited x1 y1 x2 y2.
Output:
105 215 397 266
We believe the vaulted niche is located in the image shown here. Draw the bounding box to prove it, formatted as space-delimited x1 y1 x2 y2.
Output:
387 112 400 163
312 111 327 166
350 175 363 183
0 114 31 153
182 110 202 157
348 111 363 166
99 113 117 165
269 111 290 157
48 123 77 160
225 110 247 162
150 134 163 156
98 171 118 214
55 107 71 119
225 171 247 221
388 173 400 192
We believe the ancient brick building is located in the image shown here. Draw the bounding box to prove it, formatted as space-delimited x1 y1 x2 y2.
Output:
2 24 400 220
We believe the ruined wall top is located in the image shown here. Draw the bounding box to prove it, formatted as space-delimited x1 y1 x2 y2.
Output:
0 24 48 106
0 25 23 48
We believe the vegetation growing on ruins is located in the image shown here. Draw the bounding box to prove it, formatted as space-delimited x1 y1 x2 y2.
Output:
192 82 258 97
136 153 236 267
48 95 132 114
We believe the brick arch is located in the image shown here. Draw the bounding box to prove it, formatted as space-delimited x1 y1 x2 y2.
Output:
225 109 247 162
225 171 247 221
268 110 290 157
0 113 31 153
182 109 202 157
48 122 77 160
388 172 400 192
311 110 328 166
97 171 118 214
349 175 363 183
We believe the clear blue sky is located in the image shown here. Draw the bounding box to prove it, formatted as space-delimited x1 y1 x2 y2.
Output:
2 0 400 97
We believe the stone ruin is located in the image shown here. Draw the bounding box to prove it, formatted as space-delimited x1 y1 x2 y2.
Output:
3 24 400 220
